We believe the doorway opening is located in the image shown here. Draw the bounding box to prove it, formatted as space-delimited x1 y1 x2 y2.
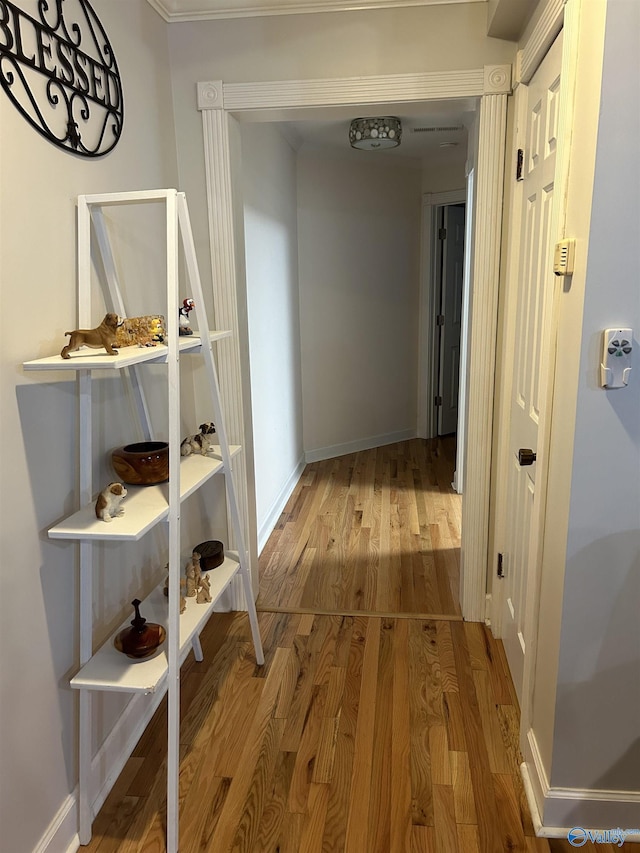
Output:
199 69 510 622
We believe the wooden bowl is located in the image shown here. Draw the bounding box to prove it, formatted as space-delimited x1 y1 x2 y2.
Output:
112 441 169 485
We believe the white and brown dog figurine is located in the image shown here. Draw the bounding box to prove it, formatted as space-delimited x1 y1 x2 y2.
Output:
95 482 127 522
61 312 124 359
180 422 217 456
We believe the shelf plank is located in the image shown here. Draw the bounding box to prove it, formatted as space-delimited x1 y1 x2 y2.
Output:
23 331 231 372
70 558 240 693
48 448 240 541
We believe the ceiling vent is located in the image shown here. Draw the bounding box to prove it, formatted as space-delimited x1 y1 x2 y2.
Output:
412 125 463 134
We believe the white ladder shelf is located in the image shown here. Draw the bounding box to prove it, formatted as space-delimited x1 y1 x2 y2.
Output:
23 189 264 853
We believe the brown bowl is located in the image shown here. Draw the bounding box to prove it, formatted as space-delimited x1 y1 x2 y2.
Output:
112 441 169 485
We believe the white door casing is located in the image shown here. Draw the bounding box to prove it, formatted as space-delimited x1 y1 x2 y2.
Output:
438 204 465 437
501 32 563 702
418 189 466 442
198 66 511 622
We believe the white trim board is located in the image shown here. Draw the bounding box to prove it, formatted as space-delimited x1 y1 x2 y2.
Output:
147 0 485 23
257 455 306 554
199 65 511 623
36 690 166 853
522 730 640 837
305 428 417 464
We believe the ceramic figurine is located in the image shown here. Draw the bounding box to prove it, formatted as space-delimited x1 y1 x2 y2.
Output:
178 298 195 335
61 312 123 359
180 422 217 456
163 572 186 613
95 482 127 522
197 574 212 604
114 315 166 348
185 550 201 597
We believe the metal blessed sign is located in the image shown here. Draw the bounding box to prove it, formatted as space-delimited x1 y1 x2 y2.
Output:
0 0 123 156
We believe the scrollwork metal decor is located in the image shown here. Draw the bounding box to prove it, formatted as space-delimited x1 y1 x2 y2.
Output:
0 0 123 156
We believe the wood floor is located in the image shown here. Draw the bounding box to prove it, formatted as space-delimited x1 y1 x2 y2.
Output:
258 438 461 616
84 440 616 852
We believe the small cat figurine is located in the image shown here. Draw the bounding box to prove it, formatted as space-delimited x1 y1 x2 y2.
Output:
180 422 216 457
95 482 127 522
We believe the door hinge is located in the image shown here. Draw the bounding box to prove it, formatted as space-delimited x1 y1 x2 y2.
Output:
438 227 447 240
497 552 504 579
436 314 445 326
516 149 524 181
434 395 442 406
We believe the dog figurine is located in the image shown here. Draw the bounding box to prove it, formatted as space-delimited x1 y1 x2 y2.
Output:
180 422 217 456
61 313 123 359
95 482 127 522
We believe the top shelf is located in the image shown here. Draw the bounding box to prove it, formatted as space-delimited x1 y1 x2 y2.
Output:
23 331 231 372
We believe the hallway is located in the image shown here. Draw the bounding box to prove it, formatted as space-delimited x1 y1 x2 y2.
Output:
258 438 461 617
83 441 616 851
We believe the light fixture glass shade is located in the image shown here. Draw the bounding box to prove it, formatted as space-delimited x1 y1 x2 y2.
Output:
349 116 402 150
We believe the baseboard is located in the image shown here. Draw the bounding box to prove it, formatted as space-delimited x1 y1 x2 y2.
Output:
521 729 640 842
304 429 416 464
36 690 166 853
32 791 79 853
257 454 306 554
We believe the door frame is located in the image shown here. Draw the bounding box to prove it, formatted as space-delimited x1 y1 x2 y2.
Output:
491 0 583 744
197 65 511 622
417 189 466 443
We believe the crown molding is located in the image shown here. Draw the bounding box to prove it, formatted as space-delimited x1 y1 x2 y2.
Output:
196 69 487 112
147 0 484 22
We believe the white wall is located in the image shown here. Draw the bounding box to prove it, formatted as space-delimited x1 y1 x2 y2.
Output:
167 3 516 327
525 0 640 829
0 3 192 850
550 0 640 800
297 153 422 459
241 124 304 551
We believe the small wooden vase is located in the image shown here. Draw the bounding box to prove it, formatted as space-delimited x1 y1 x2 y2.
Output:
114 599 166 659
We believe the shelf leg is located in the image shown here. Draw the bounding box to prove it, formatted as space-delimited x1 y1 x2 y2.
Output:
78 691 92 845
191 634 204 663
238 562 265 666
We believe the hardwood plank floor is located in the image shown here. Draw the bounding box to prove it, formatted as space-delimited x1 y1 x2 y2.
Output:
85 611 616 852
83 440 617 851
258 439 462 617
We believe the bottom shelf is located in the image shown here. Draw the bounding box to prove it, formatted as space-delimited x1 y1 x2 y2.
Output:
70 557 240 693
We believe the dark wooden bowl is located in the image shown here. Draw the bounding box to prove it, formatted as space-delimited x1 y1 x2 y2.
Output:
112 441 169 485
194 540 225 571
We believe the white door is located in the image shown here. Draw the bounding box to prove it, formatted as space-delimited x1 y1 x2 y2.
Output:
438 204 465 436
501 32 562 700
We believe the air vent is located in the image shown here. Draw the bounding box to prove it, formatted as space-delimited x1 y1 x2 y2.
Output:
412 125 463 134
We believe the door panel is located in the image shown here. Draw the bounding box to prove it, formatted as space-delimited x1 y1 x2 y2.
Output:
502 32 562 700
438 204 465 436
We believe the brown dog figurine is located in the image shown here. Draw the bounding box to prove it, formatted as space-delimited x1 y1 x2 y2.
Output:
61 313 123 359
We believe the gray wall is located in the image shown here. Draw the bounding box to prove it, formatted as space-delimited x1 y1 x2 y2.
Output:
297 153 422 459
0 3 184 850
552 0 640 795
241 123 305 551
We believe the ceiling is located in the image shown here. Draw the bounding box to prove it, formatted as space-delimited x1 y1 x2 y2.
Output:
146 0 485 22
267 100 474 163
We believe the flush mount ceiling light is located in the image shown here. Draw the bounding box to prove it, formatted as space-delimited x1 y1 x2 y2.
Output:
349 116 402 150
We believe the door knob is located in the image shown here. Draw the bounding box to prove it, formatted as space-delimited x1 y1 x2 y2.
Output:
518 448 537 466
